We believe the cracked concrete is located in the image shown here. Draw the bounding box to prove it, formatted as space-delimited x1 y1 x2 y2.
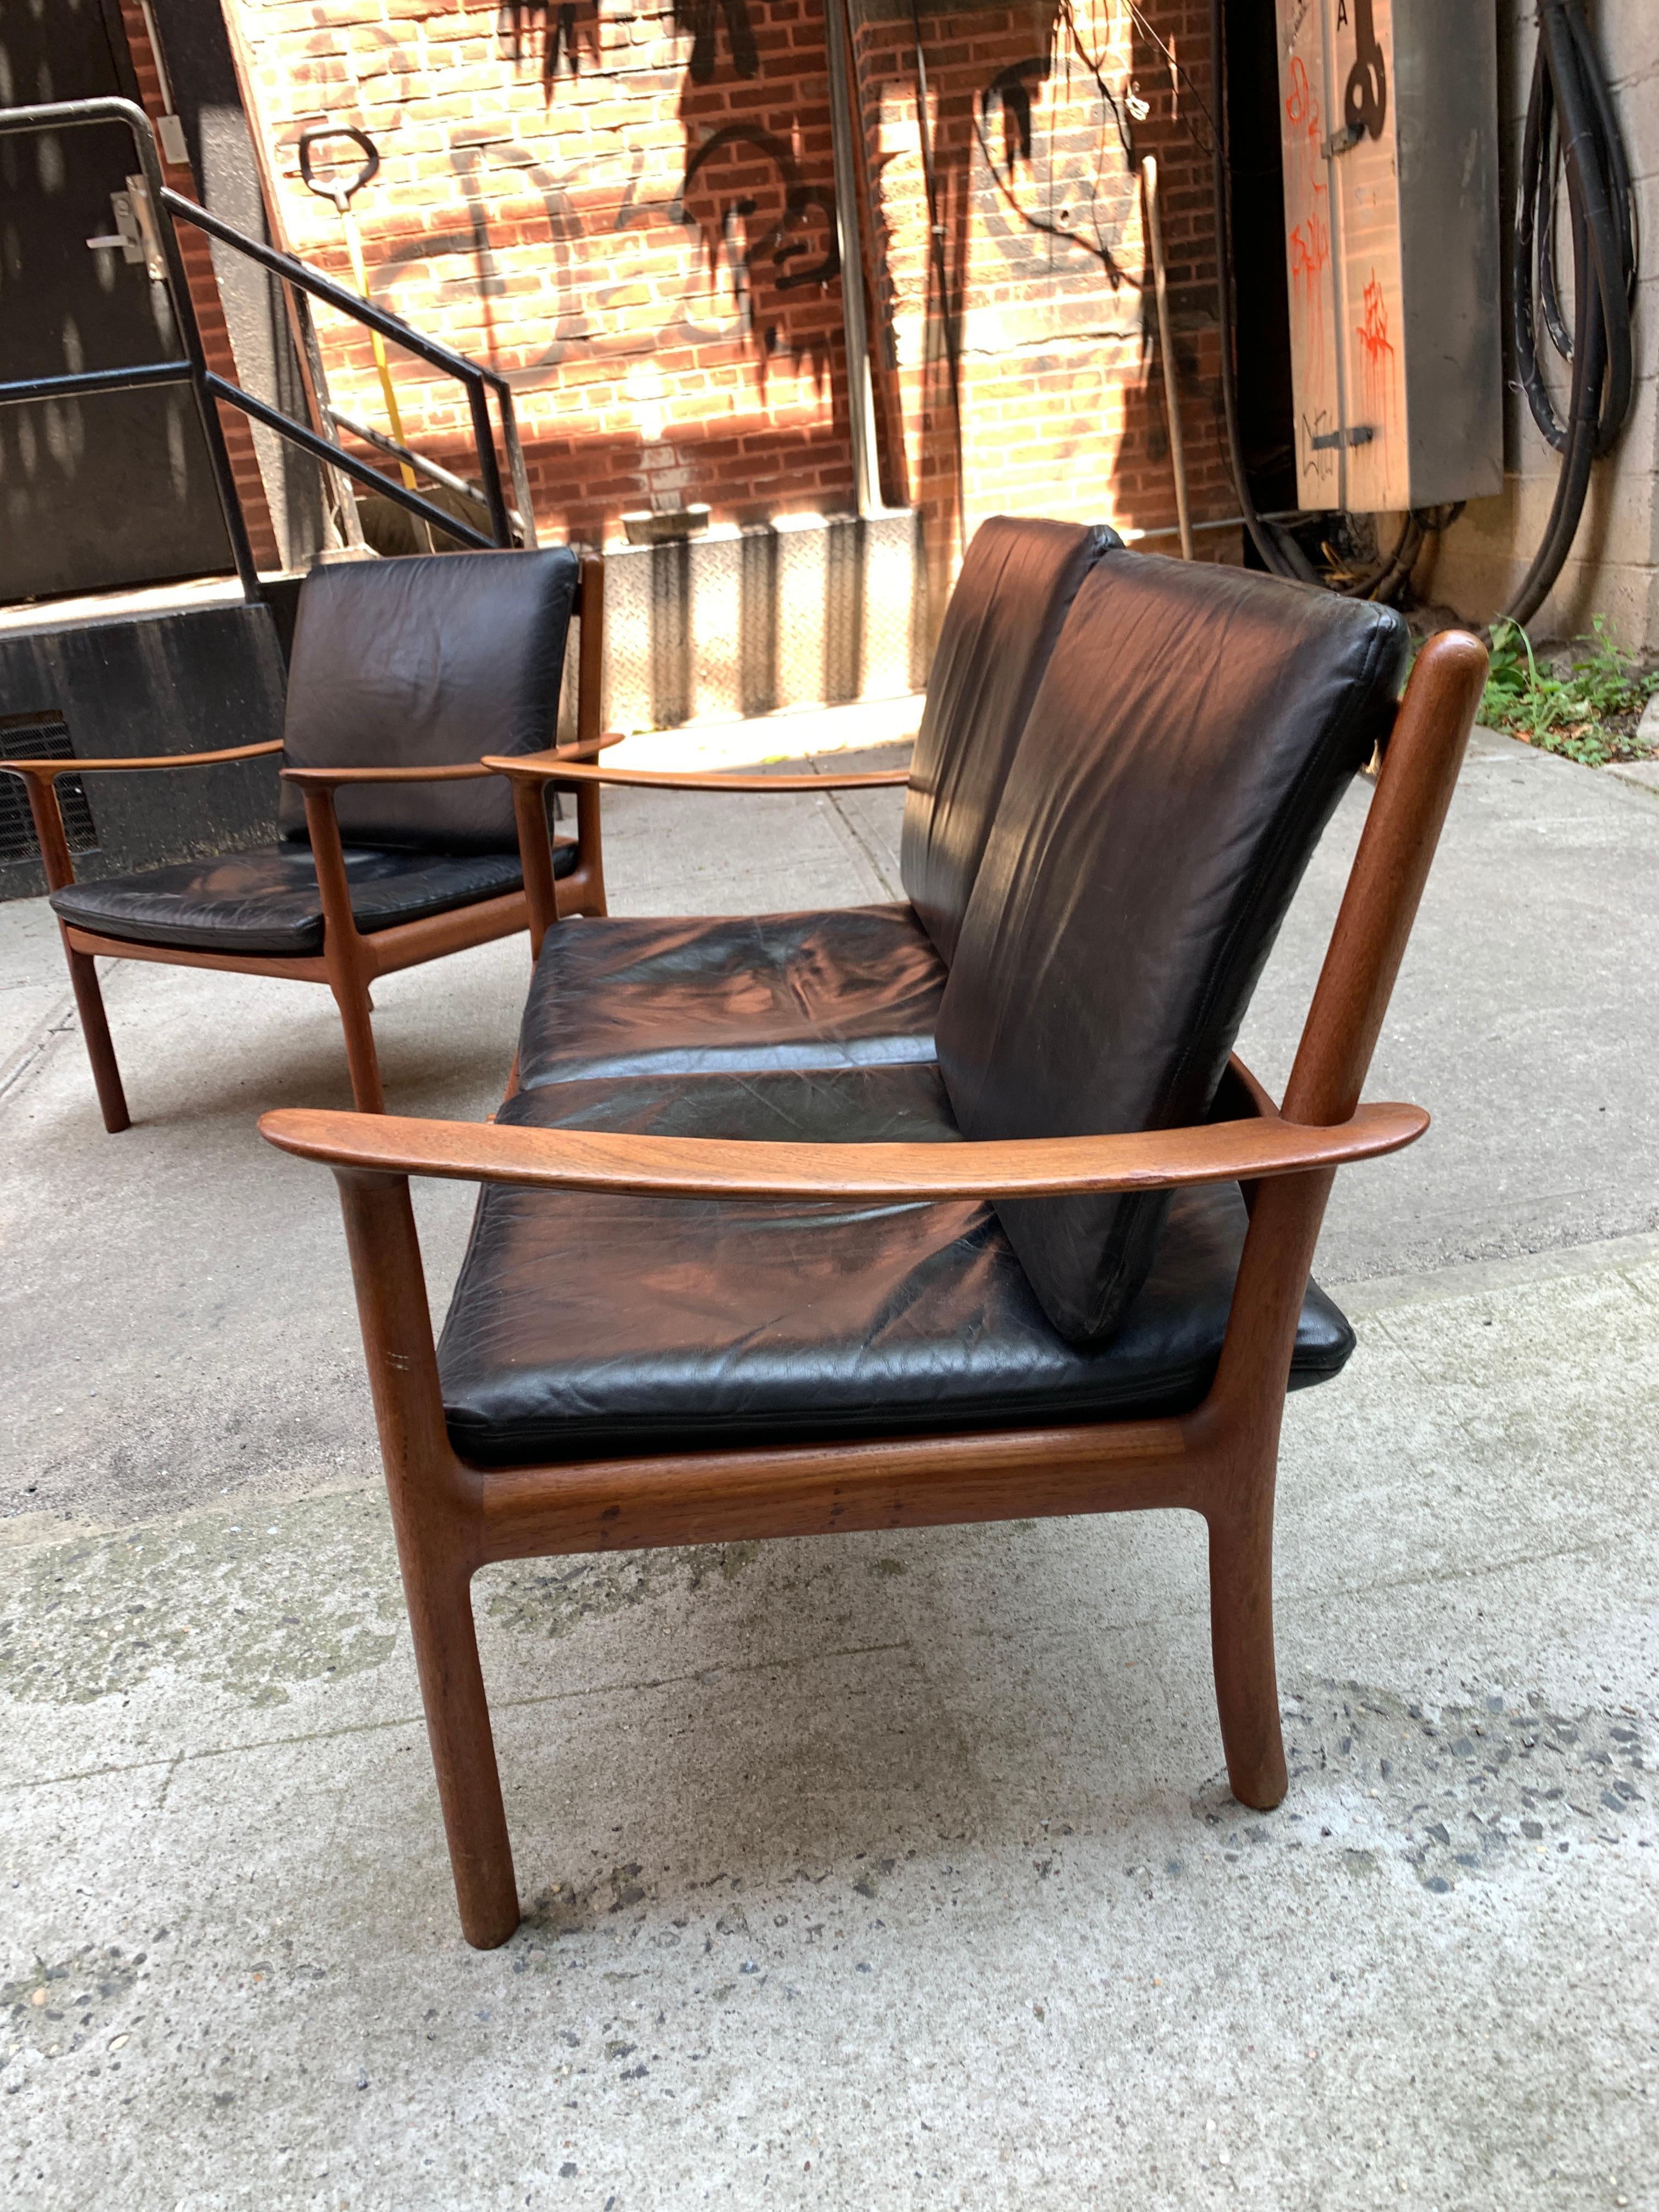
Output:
2 718 1657 2208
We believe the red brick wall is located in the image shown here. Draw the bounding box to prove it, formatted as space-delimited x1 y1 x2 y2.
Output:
850 0 1235 605
227 0 1237 587
233 0 858 543
117 1 284 569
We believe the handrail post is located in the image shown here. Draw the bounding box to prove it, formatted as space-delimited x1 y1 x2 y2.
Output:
465 375 512 547
495 381 539 549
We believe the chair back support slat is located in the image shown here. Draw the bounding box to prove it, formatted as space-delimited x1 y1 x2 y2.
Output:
935 553 1409 1344
278 547 580 854
1282 633 1488 1127
900 515 1117 963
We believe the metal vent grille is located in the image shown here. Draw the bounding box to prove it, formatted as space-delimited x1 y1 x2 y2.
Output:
0 715 98 865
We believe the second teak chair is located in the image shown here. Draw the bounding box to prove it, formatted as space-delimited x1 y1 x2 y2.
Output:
4 546 607 1128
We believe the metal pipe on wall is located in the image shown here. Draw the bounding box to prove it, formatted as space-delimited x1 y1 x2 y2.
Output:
1141 155 1194 561
824 0 881 518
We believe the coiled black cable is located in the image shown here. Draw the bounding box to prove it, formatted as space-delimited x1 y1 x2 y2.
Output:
1504 0 1637 625
1209 0 1634 618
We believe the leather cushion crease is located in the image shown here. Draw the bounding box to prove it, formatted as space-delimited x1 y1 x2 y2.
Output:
936 554 1409 1346
48 840 573 957
515 905 947 1087
276 545 580 854
900 514 1120 964
436 1065 1355 1468
512 514 1115 1091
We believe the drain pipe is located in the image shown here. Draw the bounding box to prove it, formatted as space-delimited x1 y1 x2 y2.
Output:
1141 154 1193 560
825 0 881 517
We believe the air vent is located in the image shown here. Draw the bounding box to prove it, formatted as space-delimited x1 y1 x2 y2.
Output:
0 715 99 865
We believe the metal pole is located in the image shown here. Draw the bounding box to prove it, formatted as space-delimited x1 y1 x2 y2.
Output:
464 376 513 548
1142 155 1194 561
824 0 880 517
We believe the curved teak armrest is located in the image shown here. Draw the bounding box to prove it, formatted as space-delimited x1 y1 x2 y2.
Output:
282 761 495 787
482 751 912 793
259 1101 1428 1200
0 739 283 778
283 731 630 791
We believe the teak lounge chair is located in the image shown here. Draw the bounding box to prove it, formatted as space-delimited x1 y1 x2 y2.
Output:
262 549 1488 1949
5 547 607 1128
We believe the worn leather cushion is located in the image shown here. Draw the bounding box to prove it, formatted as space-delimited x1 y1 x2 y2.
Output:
436 1064 1355 1467
276 545 580 854
900 514 1119 964
49 839 572 957
937 553 1408 1346
515 904 946 1086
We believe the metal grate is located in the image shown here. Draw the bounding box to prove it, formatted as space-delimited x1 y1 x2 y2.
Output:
0 715 99 865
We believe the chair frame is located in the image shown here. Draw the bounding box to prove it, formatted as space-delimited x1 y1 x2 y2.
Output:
261 631 1488 1950
5 555 611 1128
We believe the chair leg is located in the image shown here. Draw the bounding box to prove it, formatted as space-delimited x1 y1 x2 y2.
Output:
1206 1495 1289 1811
63 939 131 1133
397 1548 520 1949
331 974 386 1114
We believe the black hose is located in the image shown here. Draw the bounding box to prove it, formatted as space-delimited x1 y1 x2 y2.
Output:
1504 0 1636 627
1206 0 1317 583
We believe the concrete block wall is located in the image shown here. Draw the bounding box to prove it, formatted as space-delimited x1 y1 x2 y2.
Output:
1426 1 1659 654
590 509 925 732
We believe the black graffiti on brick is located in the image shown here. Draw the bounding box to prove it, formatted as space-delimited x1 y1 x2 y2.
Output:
676 0 760 83
681 125 839 293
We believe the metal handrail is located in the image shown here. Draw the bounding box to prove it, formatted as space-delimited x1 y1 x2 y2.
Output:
0 97 540 590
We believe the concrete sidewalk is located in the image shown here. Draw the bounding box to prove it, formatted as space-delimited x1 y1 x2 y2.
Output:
2 722 1657 2208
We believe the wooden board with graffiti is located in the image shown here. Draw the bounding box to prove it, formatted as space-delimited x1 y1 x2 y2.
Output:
1273 0 1503 516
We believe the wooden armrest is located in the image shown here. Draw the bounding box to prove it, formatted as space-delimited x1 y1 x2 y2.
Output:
259 1101 1427 1200
282 732 628 789
281 762 495 788
550 729 628 761
482 751 912 793
0 739 283 779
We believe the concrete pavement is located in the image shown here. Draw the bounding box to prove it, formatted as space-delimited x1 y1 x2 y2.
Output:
2 713 1657 2208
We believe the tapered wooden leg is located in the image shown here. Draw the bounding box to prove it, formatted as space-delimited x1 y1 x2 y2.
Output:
1206 1497 1289 1810
396 1544 521 1949
64 938 131 1133
332 1167 518 1947
331 975 385 1114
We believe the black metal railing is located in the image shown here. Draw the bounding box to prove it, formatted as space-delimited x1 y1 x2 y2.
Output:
0 98 538 595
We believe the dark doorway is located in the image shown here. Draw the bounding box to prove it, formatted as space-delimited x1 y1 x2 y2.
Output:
1223 0 1297 523
0 0 235 602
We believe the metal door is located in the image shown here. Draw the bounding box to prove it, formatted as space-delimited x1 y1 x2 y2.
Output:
0 0 234 600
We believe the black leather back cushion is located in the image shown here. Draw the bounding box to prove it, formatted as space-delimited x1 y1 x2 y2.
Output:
900 515 1118 964
277 546 580 853
936 552 1408 1344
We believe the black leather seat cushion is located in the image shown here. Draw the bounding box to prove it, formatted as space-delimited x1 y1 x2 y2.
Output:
436 1065 1355 1468
900 514 1118 963
49 838 573 957
938 553 1408 1345
276 546 580 855
516 904 946 1086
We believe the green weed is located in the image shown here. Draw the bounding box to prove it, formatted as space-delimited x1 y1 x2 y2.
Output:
1480 614 1658 766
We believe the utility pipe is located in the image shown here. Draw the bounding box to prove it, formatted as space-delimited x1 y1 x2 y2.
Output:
824 0 881 517
1141 155 1193 561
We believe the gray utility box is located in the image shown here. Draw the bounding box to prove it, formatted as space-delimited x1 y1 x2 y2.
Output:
1273 0 1503 514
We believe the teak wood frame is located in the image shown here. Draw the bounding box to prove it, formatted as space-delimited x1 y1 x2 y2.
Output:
261 631 1488 1950
4 556 611 1129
